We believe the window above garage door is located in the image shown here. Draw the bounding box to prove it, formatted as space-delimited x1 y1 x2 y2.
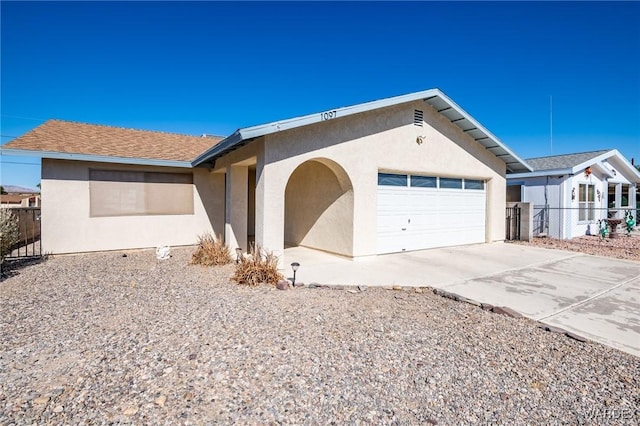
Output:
377 173 485 190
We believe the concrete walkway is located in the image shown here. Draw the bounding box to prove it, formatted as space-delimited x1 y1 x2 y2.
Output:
284 243 640 357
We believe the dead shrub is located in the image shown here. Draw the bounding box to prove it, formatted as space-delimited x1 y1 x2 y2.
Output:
190 233 233 266
0 208 19 264
232 245 283 286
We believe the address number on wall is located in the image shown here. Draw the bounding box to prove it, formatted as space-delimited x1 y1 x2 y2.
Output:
320 110 337 121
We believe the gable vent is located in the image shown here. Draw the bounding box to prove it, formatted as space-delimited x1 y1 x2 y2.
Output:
414 109 423 127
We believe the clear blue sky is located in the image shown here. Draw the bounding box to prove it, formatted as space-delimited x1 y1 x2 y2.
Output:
1 1 639 189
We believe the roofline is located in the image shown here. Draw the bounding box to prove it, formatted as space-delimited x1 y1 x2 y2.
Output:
429 90 532 173
510 149 640 182
0 148 193 168
573 149 640 182
192 88 533 172
570 149 617 174
507 168 573 179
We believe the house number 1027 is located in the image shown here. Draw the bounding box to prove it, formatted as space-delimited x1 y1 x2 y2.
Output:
321 110 337 121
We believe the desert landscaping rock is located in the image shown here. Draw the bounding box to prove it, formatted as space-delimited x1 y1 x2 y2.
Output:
1 247 639 424
511 234 640 261
565 332 588 343
492 306 523 319
276 280 290 290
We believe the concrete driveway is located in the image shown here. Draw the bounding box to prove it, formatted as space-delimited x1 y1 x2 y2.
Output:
284 243 640 357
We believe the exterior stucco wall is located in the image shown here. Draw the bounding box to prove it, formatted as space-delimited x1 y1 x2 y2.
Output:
284 160 354 256
256 100 506 258
41 159 225 254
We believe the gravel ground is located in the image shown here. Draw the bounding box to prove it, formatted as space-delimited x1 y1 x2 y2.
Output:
511 233 640 262
1 247 639 425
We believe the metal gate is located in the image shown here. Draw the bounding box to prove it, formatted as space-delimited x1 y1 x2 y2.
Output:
505 205 521 241
5 208 42 258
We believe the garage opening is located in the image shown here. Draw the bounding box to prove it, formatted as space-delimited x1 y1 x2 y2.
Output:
284 159 354 256
377 172 486 254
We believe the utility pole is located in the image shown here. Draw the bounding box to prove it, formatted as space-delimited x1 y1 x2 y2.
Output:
550 95 553 155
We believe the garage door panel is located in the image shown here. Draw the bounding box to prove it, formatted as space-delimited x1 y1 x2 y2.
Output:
377 177 486 254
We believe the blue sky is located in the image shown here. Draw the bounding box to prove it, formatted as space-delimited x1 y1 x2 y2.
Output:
1 1 639 189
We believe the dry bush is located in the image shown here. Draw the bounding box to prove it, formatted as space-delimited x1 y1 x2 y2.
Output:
232 245 283 286
1 208 19 263
190 233 233 266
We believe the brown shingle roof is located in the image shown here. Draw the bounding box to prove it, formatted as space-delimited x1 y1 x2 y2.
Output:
1 194 28 204
2 120 224 163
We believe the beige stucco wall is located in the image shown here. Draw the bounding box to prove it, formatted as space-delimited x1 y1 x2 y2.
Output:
213 100 506 261
41 159 225 254
284 160 354 256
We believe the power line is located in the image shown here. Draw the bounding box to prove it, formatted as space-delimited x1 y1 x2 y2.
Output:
0 161 41 166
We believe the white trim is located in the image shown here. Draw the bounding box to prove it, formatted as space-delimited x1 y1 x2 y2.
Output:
192 89 533 173
507 169 572 179
0 148 193 168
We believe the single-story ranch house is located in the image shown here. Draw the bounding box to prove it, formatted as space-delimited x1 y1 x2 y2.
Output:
507 149 640 239
1 89 532 264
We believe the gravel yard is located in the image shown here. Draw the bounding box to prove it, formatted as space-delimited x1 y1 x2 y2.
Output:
511 234 640 262
1 247 638 425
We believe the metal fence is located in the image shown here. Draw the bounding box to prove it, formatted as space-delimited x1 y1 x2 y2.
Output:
5 207 42 259
532 206 637 239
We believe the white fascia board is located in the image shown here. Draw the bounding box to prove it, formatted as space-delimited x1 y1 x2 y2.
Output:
431 91 533 173
507 169 572 179
193 88 533 173
599 150 640 182
0 148 193 168
192 89 442 166
191 130 243 166
570 150 616 174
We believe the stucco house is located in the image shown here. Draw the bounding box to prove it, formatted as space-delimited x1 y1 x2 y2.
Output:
506 150 640 239
1 89 531 264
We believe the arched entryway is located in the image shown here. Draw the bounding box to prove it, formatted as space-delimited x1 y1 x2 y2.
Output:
284 158 354 256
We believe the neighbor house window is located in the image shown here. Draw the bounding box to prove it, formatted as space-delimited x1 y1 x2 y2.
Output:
439 178 463 189
621 184 630 207
579 183 595 221
90 170 194 217
608 184 616 208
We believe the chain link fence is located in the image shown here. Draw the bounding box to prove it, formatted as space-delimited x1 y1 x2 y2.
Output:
532 206 637 239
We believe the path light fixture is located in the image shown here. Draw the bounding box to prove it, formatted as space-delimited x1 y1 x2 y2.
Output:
236 248 243 264
291 262 300 286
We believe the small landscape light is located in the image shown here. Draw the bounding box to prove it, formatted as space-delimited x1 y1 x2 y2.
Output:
291 262 300 286
236 247 243 263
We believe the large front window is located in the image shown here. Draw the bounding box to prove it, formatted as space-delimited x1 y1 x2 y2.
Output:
621 184 630 207
89 169 194 217
579 183 595 221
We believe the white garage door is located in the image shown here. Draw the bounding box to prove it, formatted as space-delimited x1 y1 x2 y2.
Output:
377 173 486 254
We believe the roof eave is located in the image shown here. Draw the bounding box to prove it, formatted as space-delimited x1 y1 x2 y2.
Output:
192 88 532 173
570 150 616 174
426 91 533 174
0 148 193 168
191 130 245 166
507 168 573 179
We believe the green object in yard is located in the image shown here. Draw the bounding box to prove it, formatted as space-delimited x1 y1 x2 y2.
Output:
624 210 635 235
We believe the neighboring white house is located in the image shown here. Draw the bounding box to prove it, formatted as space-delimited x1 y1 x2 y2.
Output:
1 89 531 263
507 150 640 239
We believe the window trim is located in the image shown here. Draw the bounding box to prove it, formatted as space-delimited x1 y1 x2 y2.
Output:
578 182 596 222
